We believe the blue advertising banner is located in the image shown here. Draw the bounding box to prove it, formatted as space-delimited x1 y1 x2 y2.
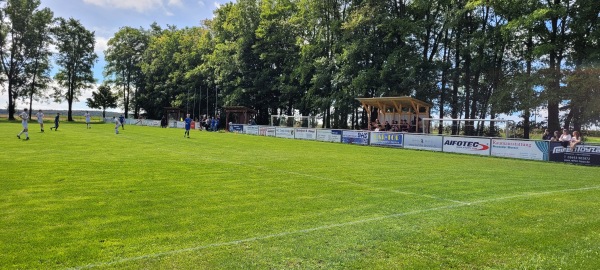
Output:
549 142 600 166
230 124 244 133
342 131 370 145
369 132 404 148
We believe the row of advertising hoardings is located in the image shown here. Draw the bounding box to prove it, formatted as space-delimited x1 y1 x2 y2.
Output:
235 125 600 166
548 142 600 166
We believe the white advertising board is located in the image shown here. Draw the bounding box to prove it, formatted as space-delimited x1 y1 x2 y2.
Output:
276 127 295 139
341 131 370 145
443 137 491 156
491 139 548 161
143 120 161 127
295 128 317 140
245 125 259 135
259 127 276 137
316 130 342 143
403 134 443 151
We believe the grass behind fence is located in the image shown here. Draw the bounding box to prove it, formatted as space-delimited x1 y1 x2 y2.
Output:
1 120 600 269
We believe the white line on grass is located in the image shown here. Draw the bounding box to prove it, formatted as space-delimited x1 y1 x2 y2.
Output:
69 185 600 270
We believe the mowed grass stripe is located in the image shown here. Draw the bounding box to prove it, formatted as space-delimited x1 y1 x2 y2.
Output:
71 184 600 270
1 121 600 269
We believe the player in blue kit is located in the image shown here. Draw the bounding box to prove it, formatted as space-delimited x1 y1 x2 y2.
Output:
50 113 60 131
184 114 192 138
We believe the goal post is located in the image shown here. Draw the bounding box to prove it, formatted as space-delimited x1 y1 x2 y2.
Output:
270 115 318 128
422 118 515 138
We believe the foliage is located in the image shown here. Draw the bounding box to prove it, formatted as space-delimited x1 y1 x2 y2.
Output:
52 17 97 121
86 84 118 118
104 26 149 118
0 0 51 120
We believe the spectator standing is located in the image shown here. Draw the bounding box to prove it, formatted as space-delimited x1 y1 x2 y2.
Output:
50 113 60 131
36 109 44 132
160 115 167 128
17 108 30 140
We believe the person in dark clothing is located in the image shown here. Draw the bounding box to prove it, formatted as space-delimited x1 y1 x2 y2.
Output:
119 115 125 130
50 113 60 131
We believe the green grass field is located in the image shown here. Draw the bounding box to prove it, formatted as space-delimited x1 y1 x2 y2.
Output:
2 120 600 269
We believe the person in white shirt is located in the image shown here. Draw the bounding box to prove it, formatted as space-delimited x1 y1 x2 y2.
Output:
114 117 120 134
36 109 44 132
17 108 30 140
570 131 582 151
85 111 91 129
559 129 571 148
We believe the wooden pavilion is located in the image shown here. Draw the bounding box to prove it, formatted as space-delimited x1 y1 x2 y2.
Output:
224 106 257 131
356 97 432 132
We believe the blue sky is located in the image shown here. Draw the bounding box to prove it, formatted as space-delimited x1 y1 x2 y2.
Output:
2 0 233 112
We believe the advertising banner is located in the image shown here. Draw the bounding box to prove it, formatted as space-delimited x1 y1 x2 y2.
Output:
369 132 404 148
230 124 244 133
316 130 342 143
176 121 185 129
342 131 370 145
246 125 259 135
295 128 317 140
403 134 443 151
259 127 276 137
442 137 491 156
491 139 548 161
145 120 161 127
276 127 295 139
549 142 600 166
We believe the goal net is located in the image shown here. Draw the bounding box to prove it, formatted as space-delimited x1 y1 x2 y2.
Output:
422 118 515 138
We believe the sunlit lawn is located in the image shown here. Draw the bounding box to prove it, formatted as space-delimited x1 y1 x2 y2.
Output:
1 120 600 269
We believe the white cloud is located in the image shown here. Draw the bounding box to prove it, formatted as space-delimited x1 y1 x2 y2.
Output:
83 0 164 12
168 0 184 7
214 2 220 8
198 1 205 7
95 36 110 55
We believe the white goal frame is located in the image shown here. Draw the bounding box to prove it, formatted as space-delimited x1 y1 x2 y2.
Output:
422 118 515 138
270 115 318 128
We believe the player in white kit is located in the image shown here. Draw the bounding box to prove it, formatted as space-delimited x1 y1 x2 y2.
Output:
17 108 30 140
37 109 44 132
85 111 91 129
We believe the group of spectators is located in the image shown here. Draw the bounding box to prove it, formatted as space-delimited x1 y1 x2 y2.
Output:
371 118 421 132
543 129 582 151
159 115 221 131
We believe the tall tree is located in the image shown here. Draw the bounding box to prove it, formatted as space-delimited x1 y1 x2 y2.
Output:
0 0 46 120
104 26 148 118
23 6 53 119
52 17 97 121
86 84 118 118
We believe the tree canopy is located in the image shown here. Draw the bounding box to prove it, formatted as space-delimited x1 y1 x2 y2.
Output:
2 0 599 135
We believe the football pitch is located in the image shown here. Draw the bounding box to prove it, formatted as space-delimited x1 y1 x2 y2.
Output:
1 121 600 269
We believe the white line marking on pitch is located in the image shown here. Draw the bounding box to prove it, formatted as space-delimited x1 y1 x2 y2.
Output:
69 185 600 270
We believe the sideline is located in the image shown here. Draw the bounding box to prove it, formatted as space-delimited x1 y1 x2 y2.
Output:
69 185 600 269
